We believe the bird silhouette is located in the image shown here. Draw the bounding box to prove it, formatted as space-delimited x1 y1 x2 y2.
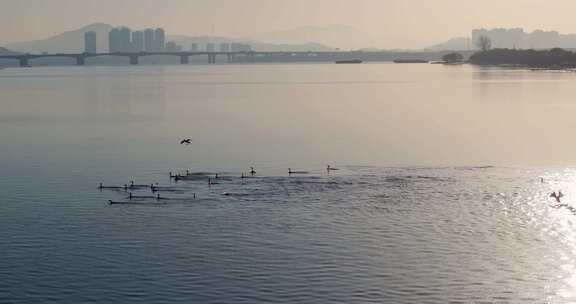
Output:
180 139 192 145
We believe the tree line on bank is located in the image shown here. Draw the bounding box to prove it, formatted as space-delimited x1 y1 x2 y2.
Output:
468 35 576 67
469 47 576 66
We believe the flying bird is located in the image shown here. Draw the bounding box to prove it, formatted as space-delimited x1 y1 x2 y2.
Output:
180 139 192 145
327 165 340 172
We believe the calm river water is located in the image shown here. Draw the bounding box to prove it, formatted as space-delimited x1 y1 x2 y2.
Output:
2 63 576 303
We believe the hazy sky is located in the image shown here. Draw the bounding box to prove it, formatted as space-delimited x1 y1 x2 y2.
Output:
2 0 576 48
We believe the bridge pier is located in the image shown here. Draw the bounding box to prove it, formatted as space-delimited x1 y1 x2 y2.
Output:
180 55 189 64
129 55 139 65
227 53 234 63
247 53 256 63
208 54 217 64
76 56 85 66
19 57 30 67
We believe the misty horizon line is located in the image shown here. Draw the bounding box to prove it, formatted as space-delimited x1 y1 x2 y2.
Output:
6 22 576 52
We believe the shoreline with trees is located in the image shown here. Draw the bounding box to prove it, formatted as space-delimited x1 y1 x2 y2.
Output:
470 48 576 69
469 35 576 69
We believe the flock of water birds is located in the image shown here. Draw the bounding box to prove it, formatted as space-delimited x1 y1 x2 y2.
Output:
98 138 341 205
98 165 341 205
98 139 576 211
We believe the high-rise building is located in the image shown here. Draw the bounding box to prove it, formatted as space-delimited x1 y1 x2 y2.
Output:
154 28 165 51
119 27 132 52
132 31 144 52
108 26 170 53
206 43 215 52
190 43 199 52
109 28 121 52
144 28 155 52
84 31 97 53
219 43 230 52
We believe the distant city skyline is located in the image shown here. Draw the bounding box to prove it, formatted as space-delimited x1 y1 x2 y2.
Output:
93 26 253 53
55 23 576 56
108 27 167 52
8 19 576 56
5 0 576 49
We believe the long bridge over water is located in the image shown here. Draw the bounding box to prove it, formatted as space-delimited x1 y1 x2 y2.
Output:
0 51 353 67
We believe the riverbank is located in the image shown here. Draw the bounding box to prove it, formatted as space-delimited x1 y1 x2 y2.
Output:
469 48 576 70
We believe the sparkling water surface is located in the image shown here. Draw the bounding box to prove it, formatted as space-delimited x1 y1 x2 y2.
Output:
2 64 576 303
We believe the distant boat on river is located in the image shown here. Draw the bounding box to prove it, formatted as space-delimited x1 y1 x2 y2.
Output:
394 59 429 64
335 60 363 64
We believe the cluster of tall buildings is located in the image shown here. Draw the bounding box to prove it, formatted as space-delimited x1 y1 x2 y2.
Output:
109 27 167 53
84 28 253 54
472 28 576 50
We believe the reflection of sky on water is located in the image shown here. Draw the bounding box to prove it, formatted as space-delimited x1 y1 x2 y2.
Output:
82 67 166 120
4 64 576 169
540 169 576 302
4 63 576 302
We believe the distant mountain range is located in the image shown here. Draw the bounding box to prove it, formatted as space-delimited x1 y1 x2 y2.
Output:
4 22 475 54
5 23 341 54
251 25 374 50
7 23 113 53
10 23 576 55
168 35 334 52
0 47 18 55
425 37 472 51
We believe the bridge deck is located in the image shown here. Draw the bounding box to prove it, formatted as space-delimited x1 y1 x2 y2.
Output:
0 51 363 66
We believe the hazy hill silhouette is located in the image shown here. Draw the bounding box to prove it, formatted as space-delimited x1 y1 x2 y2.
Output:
426 37 471 51
252 25 373 50
0 47 19 55
7 23 113 53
